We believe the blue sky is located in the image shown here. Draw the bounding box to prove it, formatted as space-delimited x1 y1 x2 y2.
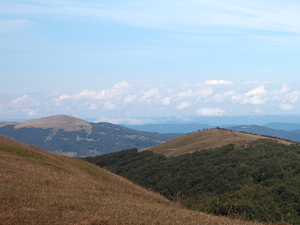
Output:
1 0 300 124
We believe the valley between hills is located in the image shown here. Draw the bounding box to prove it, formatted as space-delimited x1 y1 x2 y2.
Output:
1 114 299 224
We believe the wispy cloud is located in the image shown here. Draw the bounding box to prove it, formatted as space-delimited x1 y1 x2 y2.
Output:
2 0 300 35
96 116 155 125
202 80 234 85
10 95 40 109
196 107 226 116
0 19 29 33
176 101 191 110
280 104 295 111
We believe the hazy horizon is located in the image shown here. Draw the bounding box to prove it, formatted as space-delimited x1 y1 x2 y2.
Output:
3 114 300 127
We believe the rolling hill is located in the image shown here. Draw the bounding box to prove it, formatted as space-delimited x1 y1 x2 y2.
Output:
0 115 182 157
0 135 262 225
126 122 300 144
86 129 300 224
139 128 294 157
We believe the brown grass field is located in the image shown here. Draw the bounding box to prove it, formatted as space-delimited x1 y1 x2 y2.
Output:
0 135 267 225
140 128 294 157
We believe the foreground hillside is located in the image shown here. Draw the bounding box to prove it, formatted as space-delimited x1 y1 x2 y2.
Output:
0 115 182 157
0 136 262 225
140 128 294 157
85 130 300 224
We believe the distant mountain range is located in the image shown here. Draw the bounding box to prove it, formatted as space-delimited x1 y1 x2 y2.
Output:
126 122 300 134
227 125 300 143
263 122 300 131
0 115 182 157
2 114 300 157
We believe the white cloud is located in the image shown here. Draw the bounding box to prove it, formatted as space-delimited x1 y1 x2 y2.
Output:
162 97 171 105
97 116 155 125
89 103 97 110
55 94 72 102
278 83 289 93
285 91 300 103
247 96 266 105
55 81 131 102
202 80 234 85
196 107 226 116
4 81 300 119
142 88 159 98
244 85 267 96
140 88 159 103
232 95 266 105
232 85 268 105
177 88 213 99
176 101 191 110
103 101 117 110
22 108 40 117
124 95 137 103
74 89 97 100
178 89 193 97
196 89 214 99
213 91 235 102
10 95 40 109
280 104 295 111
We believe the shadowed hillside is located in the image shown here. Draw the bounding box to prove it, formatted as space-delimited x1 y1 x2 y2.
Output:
140 128 294 157
0 135 263 225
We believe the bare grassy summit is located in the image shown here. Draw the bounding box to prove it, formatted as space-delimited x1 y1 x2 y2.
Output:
0 135 263 225
140 128 294 157
0 114 92 133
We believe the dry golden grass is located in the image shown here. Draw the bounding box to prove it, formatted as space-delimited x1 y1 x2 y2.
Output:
139 129 294 157
0 135 264 225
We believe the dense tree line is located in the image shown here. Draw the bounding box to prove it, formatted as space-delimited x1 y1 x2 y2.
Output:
84 143 300 224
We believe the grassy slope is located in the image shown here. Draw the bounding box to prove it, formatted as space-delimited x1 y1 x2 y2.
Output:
0 136 263 225
140 128 293 157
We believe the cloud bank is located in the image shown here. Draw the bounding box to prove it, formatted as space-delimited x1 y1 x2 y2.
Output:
1 80 299 123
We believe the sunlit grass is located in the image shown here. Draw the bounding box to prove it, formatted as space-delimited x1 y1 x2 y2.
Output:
140 128 293 157
0 136 264 225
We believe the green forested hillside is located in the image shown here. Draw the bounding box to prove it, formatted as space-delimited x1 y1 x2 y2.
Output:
85 143 300 224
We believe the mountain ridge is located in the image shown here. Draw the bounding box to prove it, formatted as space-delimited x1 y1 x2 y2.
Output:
140 128 295 157
0 115 182 157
